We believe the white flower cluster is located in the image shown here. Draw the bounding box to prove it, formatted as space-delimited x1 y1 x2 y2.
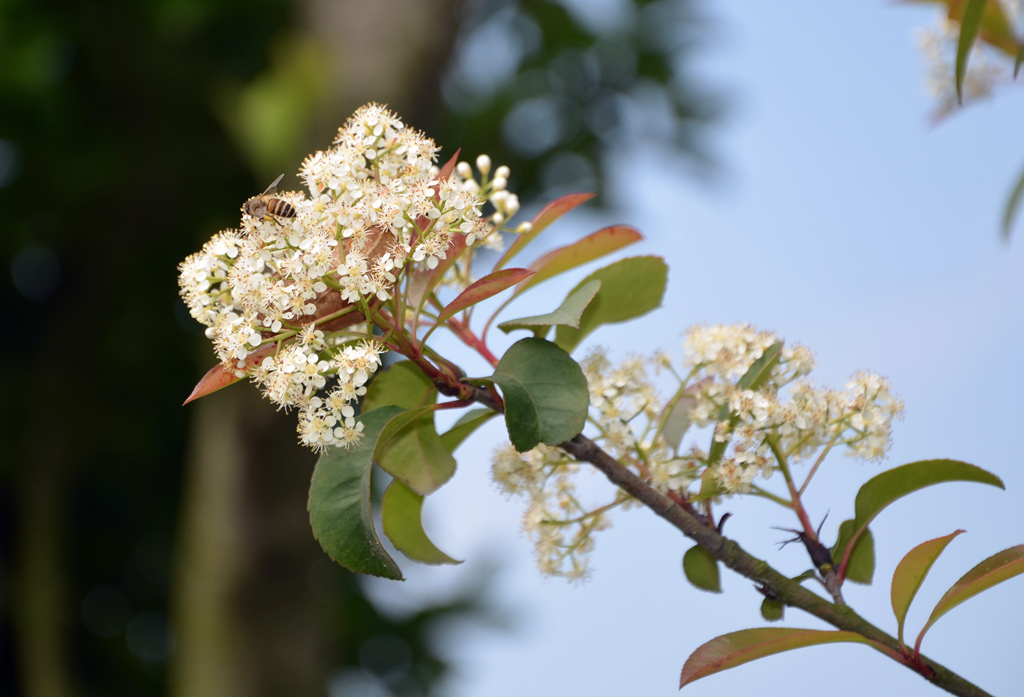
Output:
491 444 614 582
491 324 904 580
178 104 521 451
680 324 902 494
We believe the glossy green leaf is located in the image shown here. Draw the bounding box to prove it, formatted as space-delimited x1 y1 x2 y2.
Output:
683 545 722 593
513 225 644 297
308 406 404 580
955 0 987 104
837 460 1003 573
436 268 534 325
679 628 882 688
363 360 437 412
760 598 784 622
1001 161 1024 240
854 460 1003 530
375 407 456 495
487 338 589 452
891 530 965 647
554 256 668 353
495 192 595 270
439 408 496 452
498 280 601 335
381 480 460 565
917 545 1024 648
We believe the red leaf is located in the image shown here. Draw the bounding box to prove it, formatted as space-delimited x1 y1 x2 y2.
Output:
437 148 461 183
182 345 273 405
513 224 644 296
495 192 595 270
680 628 883 688
436 268 534 324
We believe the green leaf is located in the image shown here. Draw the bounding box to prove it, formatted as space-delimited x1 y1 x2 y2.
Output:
854 462 1003 529
692 467 725 502
683 545 722 593
381 480 460 565
375 407 456 495
439 408 496 452
760 598 784 622
435 267 534 325
837 460 1003 574
679 628 883 688
737 342 784 391
917 545 1024 648
554 256 669 353
308 406 404 580
660 394 694 452
513 225 644 297
891 530 965 647
487 338 589 452
363 360 437 412
495 192 595 270
832 522 875 585
498 280 601 335
955 0 987 104
1001 160 1024 240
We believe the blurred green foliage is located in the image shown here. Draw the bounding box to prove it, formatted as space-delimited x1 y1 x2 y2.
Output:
0 0 716 694
435 0 718 201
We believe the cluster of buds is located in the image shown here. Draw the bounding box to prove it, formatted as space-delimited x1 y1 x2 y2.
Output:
492 324 904 579
178 104 521 451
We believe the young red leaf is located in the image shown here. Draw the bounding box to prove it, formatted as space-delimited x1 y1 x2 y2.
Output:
916 544 1024 652
182 345 274 405
513 225 644 297
407 233 470 310
435 268 534 325
436 148 461 183
891 530 965 648
680 628 882 688
495 192 595 270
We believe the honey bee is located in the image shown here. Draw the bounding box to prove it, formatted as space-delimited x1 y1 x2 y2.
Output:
243 174 297 220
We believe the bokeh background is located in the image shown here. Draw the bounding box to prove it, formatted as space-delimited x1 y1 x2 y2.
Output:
2 1 1022 696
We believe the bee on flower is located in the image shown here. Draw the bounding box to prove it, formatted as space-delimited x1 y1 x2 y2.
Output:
178 104 523 451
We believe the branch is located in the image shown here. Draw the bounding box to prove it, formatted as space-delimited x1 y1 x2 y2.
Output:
445 377 994 697
560 434 993 697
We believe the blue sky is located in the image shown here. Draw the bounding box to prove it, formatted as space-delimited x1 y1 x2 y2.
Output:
359 3 1024 696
